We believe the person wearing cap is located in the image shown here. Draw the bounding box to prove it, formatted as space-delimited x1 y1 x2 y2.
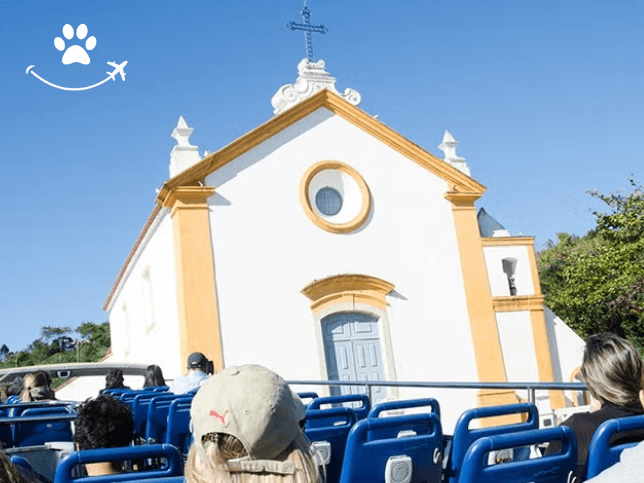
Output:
185 364 320 483
170 352 212 395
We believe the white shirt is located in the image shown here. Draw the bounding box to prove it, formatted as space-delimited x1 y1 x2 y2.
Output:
169 370 209 395
586 441 644 483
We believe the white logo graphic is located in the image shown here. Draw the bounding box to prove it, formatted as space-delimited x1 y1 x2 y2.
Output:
54 24 97 65
27 23 127 91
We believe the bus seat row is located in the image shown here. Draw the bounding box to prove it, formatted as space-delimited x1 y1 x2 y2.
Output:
0 404 77 448
6 392 644 483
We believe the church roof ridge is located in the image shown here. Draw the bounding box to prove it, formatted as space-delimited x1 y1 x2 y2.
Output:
156 89 486 206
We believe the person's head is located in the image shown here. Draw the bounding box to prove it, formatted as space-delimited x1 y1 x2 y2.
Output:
74 395 134 473
580 333 644 407
20 371 55 402
185 364 319 483
187 352 208 373
104 369 126 390
143 364 166 388
7 377 23 397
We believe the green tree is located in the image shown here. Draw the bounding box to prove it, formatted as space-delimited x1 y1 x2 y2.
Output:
538 178 644 347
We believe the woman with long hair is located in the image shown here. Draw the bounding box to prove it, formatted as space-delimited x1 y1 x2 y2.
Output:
143 364 166 388
185 364 321 483
547 333 644 477
19 371 56 402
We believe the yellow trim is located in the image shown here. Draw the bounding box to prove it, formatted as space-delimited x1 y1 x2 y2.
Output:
156 90 486 205
526 242 543 296
168 186 224 373
493 295 546 312
445 191 507 384
300 161 371 234
302 274 394 312
480 236 536 246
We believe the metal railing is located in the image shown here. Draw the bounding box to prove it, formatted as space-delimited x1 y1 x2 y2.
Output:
287 379 588 406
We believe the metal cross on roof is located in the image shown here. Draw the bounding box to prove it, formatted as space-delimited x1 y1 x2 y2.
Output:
287 6 328 63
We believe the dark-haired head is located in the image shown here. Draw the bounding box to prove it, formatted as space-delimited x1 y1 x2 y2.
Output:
74 395 134 451
104 369 126 390
143 364 166 388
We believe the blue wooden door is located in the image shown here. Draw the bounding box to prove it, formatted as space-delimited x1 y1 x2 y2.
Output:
322 312 387 403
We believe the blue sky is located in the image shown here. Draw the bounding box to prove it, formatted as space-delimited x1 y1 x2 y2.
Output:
0 1 642 352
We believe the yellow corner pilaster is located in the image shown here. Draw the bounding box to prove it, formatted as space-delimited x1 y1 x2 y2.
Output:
446 192 519 424
164 186 224 373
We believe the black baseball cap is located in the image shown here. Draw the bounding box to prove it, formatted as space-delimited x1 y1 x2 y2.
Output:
187 352 208 370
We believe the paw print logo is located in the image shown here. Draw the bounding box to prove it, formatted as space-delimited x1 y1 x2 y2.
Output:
54 24 97 65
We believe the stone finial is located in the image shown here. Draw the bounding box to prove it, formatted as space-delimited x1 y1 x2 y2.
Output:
169 116 201 178
438 130 470 177
271 58 361 115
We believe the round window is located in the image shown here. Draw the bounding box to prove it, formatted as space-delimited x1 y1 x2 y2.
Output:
315 187 343 216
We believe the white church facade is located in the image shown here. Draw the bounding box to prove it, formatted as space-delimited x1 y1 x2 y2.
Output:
101 59 585 429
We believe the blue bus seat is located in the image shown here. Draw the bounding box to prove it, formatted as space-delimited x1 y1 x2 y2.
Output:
132 393 174 439
164 398 193 455
102 388 133 397
305 407 356 483
445 402 539 483
145 395 191 444
0 407 12 448
13 406 76 447
459 426 577 483
118 479 184 483
147 386 169 393
297 392 319 407
10 455 33 470
368 398 441 440
339 412 443 483
54 444 183 483
307 394 370 422
586 414 644 480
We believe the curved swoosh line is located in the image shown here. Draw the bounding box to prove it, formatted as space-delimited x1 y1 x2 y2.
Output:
27 67 113 91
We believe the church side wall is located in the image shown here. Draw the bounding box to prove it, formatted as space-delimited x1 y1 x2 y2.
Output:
106 211 184 381
204 109 480 431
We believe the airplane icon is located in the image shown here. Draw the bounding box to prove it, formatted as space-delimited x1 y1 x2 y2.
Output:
106 61 128 81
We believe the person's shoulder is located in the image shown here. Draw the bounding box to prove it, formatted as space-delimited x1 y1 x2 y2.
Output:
586 441 644 482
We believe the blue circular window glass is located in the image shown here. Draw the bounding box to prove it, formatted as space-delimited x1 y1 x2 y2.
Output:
315 187 343 216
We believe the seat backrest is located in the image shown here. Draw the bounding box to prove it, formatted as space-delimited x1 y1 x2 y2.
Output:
305 407 356 483
586 414 644 479
132 393 171 438
102 388 133 397
0 408 12 448
10 455 33 470
13 406 76 447
164 398 193 455
459 426 577 483
446 402 539 483
54 444 183 483
307 394 370 421
297 392 319 407
146 395 191 444
148 386 170 393
368 398 441 440
339 412 443 483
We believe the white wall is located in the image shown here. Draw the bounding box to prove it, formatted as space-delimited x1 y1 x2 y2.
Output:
106 210 184 380
204 108 480 431
496 311 539 382
483 245 535 297
544 307 586 383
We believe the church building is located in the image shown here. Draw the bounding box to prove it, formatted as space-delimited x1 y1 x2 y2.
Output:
101 58 585 429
